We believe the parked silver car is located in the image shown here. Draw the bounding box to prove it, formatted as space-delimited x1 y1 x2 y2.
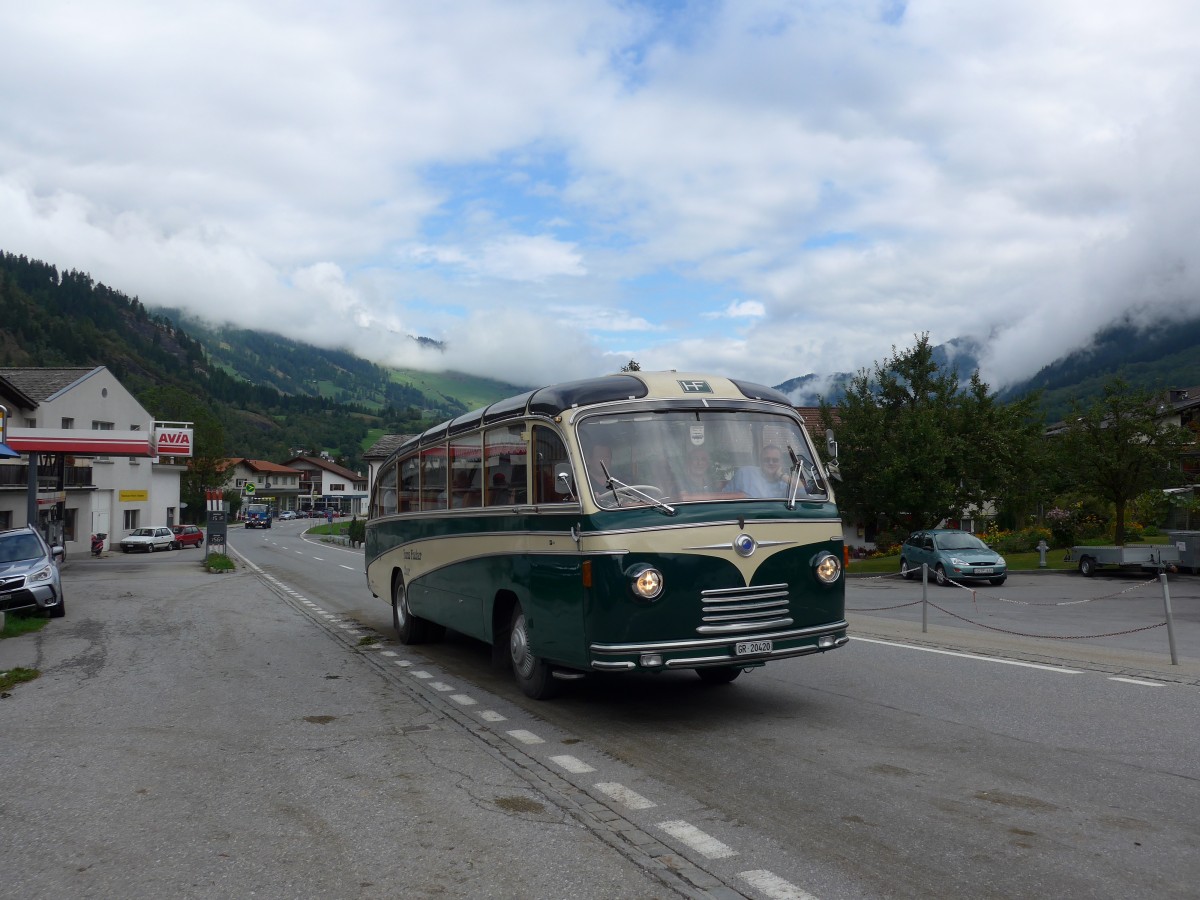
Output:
119 526 176 553
0 526 66 618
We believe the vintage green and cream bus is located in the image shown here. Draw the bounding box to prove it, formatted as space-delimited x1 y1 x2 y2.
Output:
365 371 848 698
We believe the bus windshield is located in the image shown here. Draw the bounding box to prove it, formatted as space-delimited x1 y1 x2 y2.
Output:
578 408 826 508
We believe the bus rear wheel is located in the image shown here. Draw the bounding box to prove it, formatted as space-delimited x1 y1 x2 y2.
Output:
509 604 558 700
696 666 741 685
392 575 441 644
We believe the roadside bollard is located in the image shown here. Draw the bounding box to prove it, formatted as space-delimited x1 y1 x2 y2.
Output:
922 562 928 633
1160 573 1179 665
1036 539 1048 568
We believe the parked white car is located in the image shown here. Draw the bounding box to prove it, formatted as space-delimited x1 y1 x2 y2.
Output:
120 526 176 553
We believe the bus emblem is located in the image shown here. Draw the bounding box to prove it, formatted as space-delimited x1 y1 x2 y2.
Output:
678 380 712 394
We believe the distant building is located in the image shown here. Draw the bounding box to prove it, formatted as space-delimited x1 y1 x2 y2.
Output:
216 458 306 513
0 366 192 553
283 455 369 516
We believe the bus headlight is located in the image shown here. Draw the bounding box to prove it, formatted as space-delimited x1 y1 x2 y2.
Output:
627 565 664 601
813 552 842 584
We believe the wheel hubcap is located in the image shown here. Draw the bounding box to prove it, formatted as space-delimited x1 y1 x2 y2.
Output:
510 614 534 678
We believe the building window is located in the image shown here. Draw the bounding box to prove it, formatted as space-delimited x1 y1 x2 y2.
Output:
123 509 139 530
330 482 345 492
0 510 10 529
24 418 36 427
93 421 114 461
61 418 74 429
64 508 77 542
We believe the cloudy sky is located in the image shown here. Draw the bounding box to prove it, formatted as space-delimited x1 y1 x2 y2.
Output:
2 1 1198 395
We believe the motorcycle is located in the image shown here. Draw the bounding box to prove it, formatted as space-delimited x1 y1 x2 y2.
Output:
91 533 106 556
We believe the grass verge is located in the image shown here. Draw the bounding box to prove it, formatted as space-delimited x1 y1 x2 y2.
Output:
0 666 40 693
1 613 50 639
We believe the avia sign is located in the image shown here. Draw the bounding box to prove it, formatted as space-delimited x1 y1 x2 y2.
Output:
154 426 194 458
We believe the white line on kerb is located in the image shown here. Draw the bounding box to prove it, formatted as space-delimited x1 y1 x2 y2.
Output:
1109 676 1164 687
851 636 1084 674
450 694 477 706
479 710 506 722
657 821 737 859
550 755 595 774
595 782 656 810
740 869 820 900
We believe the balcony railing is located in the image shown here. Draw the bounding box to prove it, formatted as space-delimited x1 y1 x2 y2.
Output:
0 465 95 488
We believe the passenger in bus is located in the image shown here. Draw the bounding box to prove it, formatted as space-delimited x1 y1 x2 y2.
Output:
680 446 717 494
725 444 790 498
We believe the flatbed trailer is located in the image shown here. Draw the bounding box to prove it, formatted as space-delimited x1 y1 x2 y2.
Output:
1067 544 1180 576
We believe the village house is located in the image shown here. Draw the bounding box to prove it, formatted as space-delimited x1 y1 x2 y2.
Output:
0 366 192 553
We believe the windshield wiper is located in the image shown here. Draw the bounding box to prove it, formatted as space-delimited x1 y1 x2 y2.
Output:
785 446 826 509
600 463 677 516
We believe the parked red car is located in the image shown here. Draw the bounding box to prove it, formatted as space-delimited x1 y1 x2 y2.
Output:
171 525 204 549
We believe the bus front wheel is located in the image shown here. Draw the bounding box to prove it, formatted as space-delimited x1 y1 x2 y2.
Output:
509 605 558 700
393 575 441 644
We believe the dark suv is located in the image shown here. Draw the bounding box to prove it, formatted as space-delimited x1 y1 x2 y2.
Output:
900 529 1007 586
0 527 66 617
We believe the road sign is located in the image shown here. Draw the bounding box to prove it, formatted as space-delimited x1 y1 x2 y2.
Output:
244 482 256 495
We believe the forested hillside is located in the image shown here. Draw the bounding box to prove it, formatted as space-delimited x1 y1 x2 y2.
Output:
0 251 472 466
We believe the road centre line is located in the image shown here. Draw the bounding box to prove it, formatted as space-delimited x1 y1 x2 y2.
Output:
1109 676 1164 687
852 636 1084 674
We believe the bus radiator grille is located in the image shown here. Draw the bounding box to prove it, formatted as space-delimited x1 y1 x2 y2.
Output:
696 583 793 634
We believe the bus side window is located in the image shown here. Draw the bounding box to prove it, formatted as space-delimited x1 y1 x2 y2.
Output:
420 447 446 511
533 425 571 504
449 433 482 509
376 461 398 516
398 455 420 512
509 464 527 504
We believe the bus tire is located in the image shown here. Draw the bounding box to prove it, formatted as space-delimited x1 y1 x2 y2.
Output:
392 575 435 644
696 666 741 685
509 604 558 700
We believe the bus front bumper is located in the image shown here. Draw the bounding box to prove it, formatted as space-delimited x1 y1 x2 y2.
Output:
589 620 849 671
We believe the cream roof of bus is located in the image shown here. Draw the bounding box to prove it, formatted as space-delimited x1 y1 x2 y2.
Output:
398 371 792 456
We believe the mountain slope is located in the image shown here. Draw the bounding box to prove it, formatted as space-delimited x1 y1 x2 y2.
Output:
998 315 1200 420
0 251 515 465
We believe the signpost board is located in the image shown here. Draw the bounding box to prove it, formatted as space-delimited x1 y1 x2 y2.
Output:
206 509 228 557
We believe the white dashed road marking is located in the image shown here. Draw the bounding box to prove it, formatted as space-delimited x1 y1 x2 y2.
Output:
507 729 544 745
595 782 656 810
657 821 737 859
550 755 595 774
740 869 820 900
1109 676 1164 686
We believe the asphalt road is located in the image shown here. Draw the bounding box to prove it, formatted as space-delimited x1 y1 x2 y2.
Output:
5 523 1199 899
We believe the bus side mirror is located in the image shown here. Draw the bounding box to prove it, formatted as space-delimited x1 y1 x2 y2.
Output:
824 428 842 482
554 463 576 498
